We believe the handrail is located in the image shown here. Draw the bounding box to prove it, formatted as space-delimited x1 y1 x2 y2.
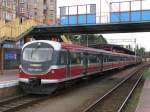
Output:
0 17 40 42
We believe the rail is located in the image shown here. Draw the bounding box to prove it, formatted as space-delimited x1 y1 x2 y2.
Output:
0 94 49 112
82 64 148 112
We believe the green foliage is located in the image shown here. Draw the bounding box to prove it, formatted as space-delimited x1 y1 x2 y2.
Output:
135 45 145 57
67 34 107 46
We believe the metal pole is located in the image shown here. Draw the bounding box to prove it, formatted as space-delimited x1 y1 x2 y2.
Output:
86 4 87 24
129 1 131 22
135 38 136 63
68 6 69 25
140 0 142 21
100 0 101 23
109 2 112 23
86 35 88 47
119 2 121 22
59 7 61 24
77 5 78 25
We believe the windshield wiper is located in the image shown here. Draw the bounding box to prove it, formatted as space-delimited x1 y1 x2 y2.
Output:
31 46 40 58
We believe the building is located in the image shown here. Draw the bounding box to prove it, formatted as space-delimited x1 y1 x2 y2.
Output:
0 0 16 22
0 0 57 71
0 0 57 24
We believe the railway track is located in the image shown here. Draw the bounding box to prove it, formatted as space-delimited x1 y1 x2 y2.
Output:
82 65 148 112
0 94 49 112
0 64 147 112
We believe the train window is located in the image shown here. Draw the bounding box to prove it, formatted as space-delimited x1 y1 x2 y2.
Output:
103 55 108 63
108 56 111 62
70 52 81 65
114 56 119 61
113 56 117 61
89 54 97 63
23 48 53 62
118 56 121 61
120 57 123 61
109 55 114 62
58 51 67 65
97 55 102 64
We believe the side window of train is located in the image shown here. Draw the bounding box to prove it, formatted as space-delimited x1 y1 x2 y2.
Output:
112 56 117 62
98 55 101 64
70 52 81 65
89 54 97 64
110 55 115 62
109 55 113 62
118 56 121 61
103 55 107 63
97 55 101 64
59 51 67 65
104 55 108 63
120 57 123 61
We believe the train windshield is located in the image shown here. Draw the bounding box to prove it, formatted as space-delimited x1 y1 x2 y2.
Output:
23 48 53 62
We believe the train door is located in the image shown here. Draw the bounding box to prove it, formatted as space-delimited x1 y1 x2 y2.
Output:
98 54 103 72
83 53 88 75
101 55 104 71
58 50 70 78
97 54 100 71
66 50 71 78
102 54 105 71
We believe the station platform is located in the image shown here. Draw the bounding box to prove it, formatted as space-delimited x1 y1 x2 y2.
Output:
136 68 150 112
0 70 18 89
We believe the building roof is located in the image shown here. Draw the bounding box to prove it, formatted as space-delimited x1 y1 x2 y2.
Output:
89 44 135 55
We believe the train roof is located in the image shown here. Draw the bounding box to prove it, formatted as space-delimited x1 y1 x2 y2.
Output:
61 43 135 57
22 40 61 51
23 40 136 57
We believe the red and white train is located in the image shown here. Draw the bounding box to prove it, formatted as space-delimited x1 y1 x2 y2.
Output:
18 40 141 94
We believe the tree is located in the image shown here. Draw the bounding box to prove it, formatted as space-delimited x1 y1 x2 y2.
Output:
96 35 107 44
135 45 145 57
68 34 107 46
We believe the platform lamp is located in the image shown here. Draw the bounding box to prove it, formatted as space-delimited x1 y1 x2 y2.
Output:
0 43 4 75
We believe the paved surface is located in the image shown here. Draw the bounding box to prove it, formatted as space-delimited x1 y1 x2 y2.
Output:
0 70 18 88
136 68 150 112
0 70 18 81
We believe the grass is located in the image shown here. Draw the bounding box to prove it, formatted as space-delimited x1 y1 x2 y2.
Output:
142 68 150 80
123 68 150 112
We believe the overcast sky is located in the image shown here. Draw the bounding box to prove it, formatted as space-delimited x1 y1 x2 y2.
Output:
57 0 150 51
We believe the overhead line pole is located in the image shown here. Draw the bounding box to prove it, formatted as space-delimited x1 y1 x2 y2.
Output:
100 0 101 23
135 38 137 63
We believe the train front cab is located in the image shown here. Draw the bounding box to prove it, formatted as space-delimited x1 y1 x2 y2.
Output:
18 41 61 94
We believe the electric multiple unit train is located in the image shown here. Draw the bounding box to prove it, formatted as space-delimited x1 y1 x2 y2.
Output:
18 40 141 94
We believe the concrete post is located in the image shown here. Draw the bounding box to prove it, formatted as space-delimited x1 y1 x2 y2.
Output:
0 43 4 75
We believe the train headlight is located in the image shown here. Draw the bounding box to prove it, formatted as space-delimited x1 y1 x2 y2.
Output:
51 70 55 74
